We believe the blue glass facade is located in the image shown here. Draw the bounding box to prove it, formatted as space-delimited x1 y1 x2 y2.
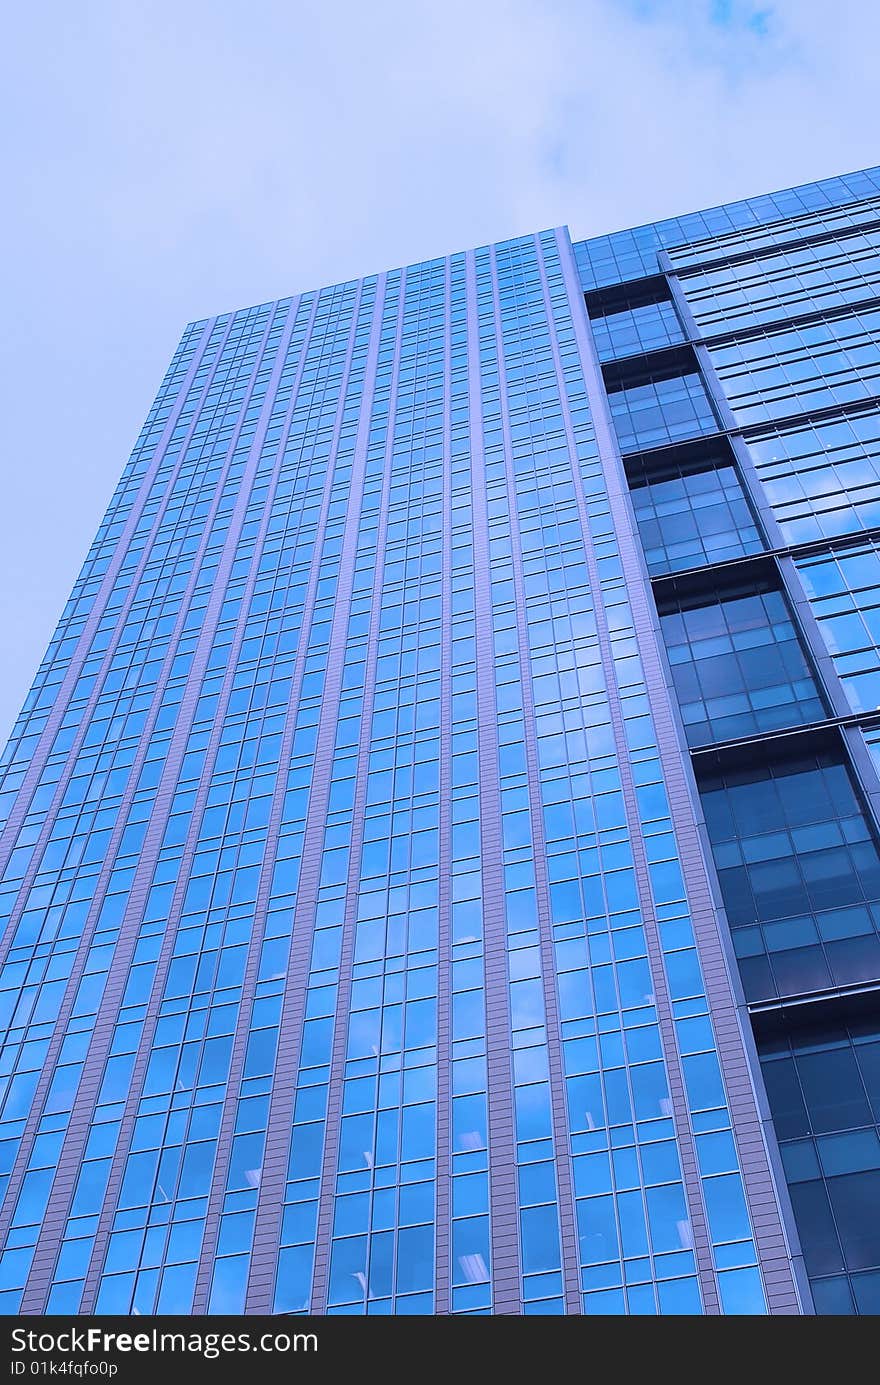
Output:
2 165 880 1316
760 1018 880 1314
575 161 880 1317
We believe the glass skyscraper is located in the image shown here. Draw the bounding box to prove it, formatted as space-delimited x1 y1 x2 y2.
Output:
1 163 880 1318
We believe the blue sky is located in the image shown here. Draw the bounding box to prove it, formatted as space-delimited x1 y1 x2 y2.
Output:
0 0 877 744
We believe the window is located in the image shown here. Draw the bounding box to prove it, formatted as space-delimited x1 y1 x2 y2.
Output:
760 1017 880 1314
699 746 880 1002
659 579 825 746
606 364 718 453
628 453 763 575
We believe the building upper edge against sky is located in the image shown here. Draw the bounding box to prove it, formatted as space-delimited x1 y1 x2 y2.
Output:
182 160 880 331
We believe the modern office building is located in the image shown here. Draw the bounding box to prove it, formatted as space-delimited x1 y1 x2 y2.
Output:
1 164 879 1318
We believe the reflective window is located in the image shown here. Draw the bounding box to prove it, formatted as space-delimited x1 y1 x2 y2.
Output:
760 1017 880 1315
589 285 684 363
574 178 880 289
863 726 880 780
628 457 763 575
607 368 718 454
710 305 880 428
681 227 880 334
666 193 880 273
797 540 880 714
0 186 839 1318
659 581 825 746
699 748 880 1003
749 408 880 545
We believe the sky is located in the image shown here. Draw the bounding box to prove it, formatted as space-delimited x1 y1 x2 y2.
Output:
0 0 878 746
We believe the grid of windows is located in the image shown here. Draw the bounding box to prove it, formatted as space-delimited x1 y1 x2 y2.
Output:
797 540 880 714
666 196 880 273
316 262 445 1318
760 1019 880 1314
749 408 880 545
580 171 880 1320
709 304 880 428
485 235 768 1316
573 171 880 290
550 239 767 1314
476 243 571 1314
627 458 763 575
590 295 684 363
606 370 718 454
699 749 880 1004
659 582 826 748
84 282 373 1317
0 300 298 1312
680 226 880 335
0 318 213 839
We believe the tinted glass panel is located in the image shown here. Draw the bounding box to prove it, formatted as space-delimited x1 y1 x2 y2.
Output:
573 176 880 289
797 540 880 714
760 1018 880 1313
699 749 880 1002
660 583 825 747
709 306 880 428
749 408 880 545
681 228 880 334
629 462 763 575
864 726 880 780
591 298 684 363
607 370 718 453
667 193 880 272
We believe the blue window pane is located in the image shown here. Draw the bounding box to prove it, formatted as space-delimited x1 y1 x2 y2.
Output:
761 1017 880 1312
700 749 880 1003
327 1236 367 1307
452 1216 490 1286
660 581 825 747
710 305 880 428
589 283 685 362
798 539 880 713
607 368 718 453
657 1276 703 1314
750 408 880 546
395 1224 433 1295
683 229 880 335
629 456 763 575
520 1204 562 1274
717 1266 766 1314
274 1245 314 1314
